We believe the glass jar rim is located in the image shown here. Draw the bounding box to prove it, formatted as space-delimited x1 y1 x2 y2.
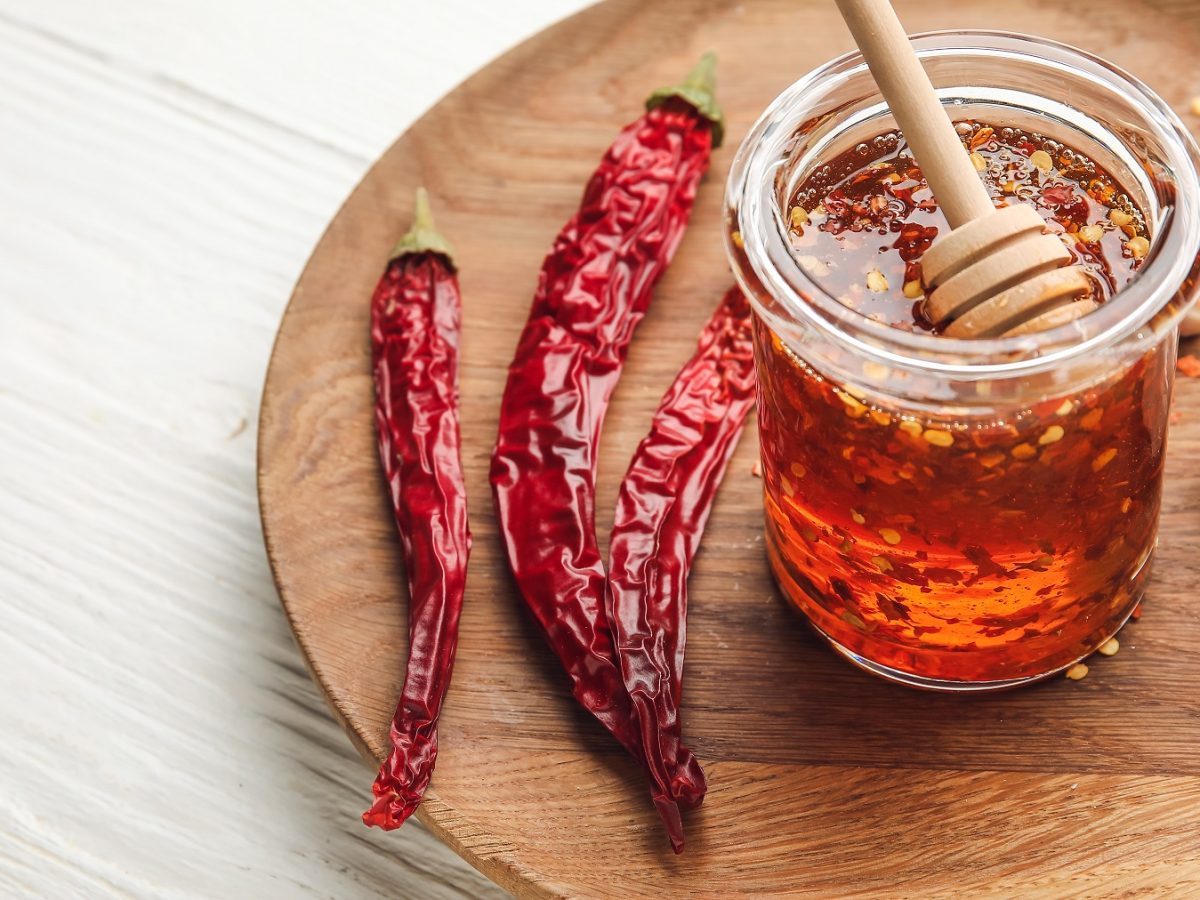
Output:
726 30 1200 378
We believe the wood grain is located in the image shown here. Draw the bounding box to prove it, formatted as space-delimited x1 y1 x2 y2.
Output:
259 0 1200 895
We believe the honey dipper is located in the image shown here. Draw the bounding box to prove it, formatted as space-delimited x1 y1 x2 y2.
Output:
833 0 1097 337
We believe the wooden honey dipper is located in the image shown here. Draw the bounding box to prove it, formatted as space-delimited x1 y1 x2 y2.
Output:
834 0 1097 337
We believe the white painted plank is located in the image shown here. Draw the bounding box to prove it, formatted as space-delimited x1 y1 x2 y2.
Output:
0 1 596 160
0 1 590 896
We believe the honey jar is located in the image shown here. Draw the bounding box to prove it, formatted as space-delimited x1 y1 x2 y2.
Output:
726 32 1200 689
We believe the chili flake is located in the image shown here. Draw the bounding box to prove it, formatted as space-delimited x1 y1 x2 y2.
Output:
878 527 903 545
1177 354 1200 378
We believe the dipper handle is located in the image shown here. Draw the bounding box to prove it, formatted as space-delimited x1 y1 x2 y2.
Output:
834 0 1096 338
833 0 993 229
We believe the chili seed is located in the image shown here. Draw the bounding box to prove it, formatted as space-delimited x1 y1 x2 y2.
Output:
969 151 987 171
839 391 868 418
1065 663 1089 681
1031 150 1053 172
862 361 890 381
1098 637 1120 657
1011 443 1037 460
842 611 867 630
790 207 810 228
923 428 954 447
851 508 866 524
1078 224 1104 243
790 462 807 478
1108 208 1133 226
902 279 924 299
1039 425 1065 445
781 475 795 496
899 420 923 436
1080 408 1104 430
731 230 745 249
1055 399 1073 416
878 527 902 545
1093 448 1118 471
870 409 892 426
866 269 889 292
1126 236 1149 259
1121 497 1132 513
871 555 894 572
980 451 1006 469
799 255 831 277
1191 96 1200 116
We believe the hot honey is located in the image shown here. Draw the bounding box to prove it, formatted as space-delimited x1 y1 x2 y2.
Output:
757 122 1166 685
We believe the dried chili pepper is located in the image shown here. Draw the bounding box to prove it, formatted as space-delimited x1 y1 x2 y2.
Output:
363 189 470 830
606 285 755 829
490 54 723 851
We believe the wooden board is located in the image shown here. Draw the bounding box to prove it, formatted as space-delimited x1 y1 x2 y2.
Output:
258 1 1200 895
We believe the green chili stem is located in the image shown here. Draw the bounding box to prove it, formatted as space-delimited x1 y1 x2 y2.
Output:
646 51 725 147
391 188 455 261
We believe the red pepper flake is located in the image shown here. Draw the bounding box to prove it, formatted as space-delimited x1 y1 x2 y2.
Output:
1040 183 1075 207
363 190 470 831
1177 354 1200 378
606 287 755 850
491 55 722 853
1131 603 1142 620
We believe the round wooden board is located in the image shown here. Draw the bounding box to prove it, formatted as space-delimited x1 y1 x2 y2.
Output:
259 1 1200 895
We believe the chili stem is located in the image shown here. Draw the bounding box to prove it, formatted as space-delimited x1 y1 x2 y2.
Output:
646 51 725 147
391 187 455 261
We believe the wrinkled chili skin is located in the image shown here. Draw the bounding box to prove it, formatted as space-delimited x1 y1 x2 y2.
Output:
363 249 470 830
490 100 715 839
606 286 755 834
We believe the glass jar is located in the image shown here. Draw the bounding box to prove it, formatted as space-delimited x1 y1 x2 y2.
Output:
725 31 1200 691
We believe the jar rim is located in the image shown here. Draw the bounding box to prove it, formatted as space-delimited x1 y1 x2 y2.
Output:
726 30 1200 378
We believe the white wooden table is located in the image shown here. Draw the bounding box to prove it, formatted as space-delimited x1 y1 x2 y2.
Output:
0 2 590 895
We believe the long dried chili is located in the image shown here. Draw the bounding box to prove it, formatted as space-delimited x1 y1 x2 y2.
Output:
490 54 723 851
606 286 755 824
363 189 471 830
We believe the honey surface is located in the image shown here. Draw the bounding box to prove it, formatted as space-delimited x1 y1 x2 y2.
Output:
786 121 1149 331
